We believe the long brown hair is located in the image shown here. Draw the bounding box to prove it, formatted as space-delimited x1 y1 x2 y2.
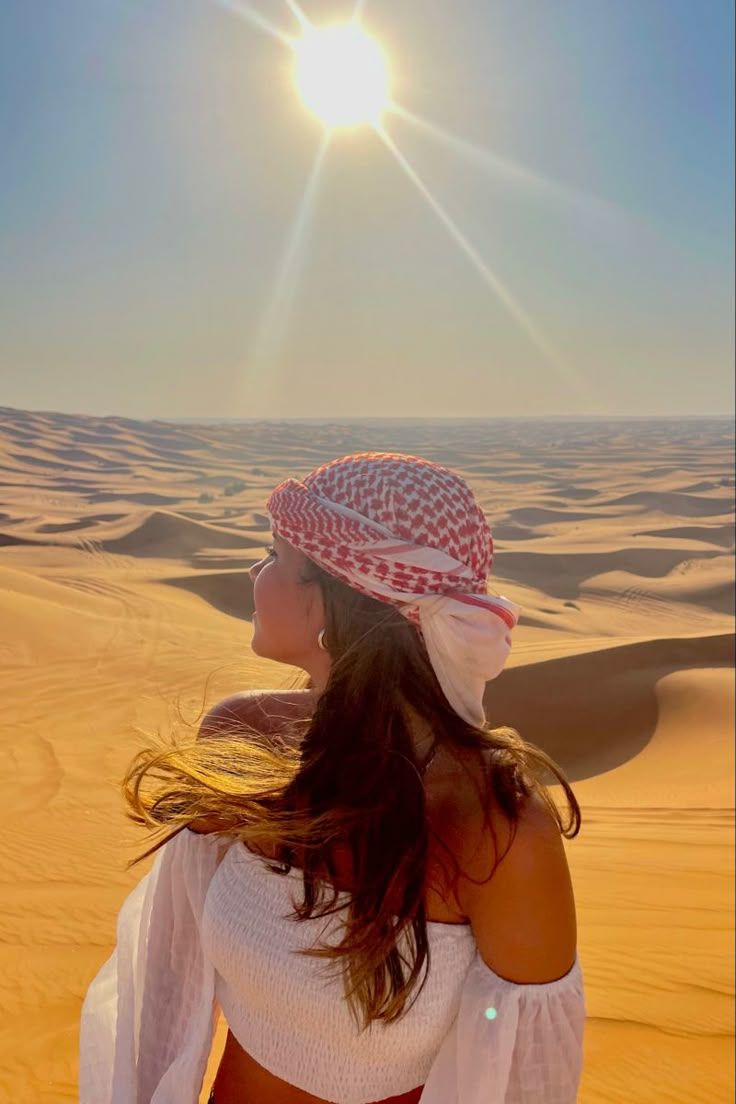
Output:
123 556 582 1031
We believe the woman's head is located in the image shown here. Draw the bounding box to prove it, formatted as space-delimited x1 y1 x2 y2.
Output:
265 450 495 606
249 527 451 759
256 451 521 724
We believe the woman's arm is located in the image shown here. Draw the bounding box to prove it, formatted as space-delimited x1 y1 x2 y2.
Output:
419 791 585 1102
79 829 231 1103
464 789 578 985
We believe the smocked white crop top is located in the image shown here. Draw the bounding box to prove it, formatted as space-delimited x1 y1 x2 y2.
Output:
79 828 586 1104
204 839 476 1100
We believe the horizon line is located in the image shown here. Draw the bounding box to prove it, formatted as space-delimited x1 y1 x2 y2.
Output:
1 405 732 424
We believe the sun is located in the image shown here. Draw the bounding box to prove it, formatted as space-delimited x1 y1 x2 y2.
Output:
293 24 390 128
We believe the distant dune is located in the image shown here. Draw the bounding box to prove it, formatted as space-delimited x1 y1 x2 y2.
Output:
93 509 264 559
0 406 733 1104
161 570 255 620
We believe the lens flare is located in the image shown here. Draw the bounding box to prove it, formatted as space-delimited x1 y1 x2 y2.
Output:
294 24 390 128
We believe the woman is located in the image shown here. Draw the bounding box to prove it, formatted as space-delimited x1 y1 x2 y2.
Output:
79 451 586 1103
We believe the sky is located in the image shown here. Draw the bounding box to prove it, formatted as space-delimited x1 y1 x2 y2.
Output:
0 0 733 420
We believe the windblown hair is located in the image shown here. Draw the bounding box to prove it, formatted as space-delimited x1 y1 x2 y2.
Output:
123 556 582 1032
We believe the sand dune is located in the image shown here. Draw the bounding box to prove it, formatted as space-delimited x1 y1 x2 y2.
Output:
0 407 733 1104
161 570 255 621
503 506 605 525
484 630 733 798
491 545 727 596
0 531 32 547
36 513 126 533
547 484 601 500
598 489 734 517
89 509 263 559
86 490 184 506
635 522 735 548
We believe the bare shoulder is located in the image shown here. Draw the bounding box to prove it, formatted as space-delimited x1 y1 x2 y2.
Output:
189 689 317 836
462 787 578 985
197 688 318 743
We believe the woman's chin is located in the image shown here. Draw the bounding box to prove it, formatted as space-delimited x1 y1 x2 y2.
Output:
250 624 278 662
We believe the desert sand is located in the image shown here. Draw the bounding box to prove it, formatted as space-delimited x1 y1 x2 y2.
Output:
0 406 733 1103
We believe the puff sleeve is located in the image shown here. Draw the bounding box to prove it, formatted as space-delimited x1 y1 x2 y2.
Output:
79 828 231 1104
419 950 586 1103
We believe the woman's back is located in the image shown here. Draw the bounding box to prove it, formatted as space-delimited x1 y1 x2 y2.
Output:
198 687 499 1104
196 687 499 925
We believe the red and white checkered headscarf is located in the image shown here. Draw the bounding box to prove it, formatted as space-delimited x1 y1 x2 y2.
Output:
267 451 521 727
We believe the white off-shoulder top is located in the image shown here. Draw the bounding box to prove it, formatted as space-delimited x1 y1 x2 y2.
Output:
79 828 586 1104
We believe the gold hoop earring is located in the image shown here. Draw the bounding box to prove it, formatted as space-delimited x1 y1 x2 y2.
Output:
317 628 328 651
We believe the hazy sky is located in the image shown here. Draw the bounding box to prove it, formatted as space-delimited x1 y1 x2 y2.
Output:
1 0 733 419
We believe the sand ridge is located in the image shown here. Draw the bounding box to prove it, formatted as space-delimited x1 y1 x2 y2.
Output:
0 407 733 1102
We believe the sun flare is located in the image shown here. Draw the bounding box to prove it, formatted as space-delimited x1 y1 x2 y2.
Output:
216 0 592 398
293 24 390 128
